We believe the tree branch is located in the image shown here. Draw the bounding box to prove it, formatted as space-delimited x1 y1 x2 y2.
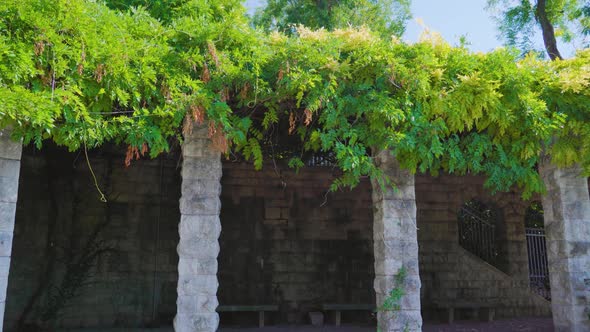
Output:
535 0 563 60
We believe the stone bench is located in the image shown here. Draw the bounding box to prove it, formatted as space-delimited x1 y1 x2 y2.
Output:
321 303 376 326
431 301 495 324
217 305 279 328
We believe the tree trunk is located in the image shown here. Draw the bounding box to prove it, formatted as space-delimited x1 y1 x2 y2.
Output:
536 0 563 60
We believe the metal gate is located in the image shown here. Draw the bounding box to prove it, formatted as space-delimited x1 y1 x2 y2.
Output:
458 204 498 266
525 227 551 300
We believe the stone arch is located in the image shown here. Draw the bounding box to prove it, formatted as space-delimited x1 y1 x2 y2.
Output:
524 201 544 229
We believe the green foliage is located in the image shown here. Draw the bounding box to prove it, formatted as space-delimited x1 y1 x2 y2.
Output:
525 201 544 228
487 0 590 56
253 0 411 38
378 266 406 312
0 0 589 197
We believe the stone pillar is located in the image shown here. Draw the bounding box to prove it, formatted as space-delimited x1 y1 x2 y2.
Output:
540 161 590 332
0 130 21 332
174 126 222 332
371 151 422 331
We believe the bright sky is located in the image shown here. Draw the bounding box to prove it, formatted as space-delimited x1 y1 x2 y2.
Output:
243 0 558 55
404 0 502 52
244 0 505 52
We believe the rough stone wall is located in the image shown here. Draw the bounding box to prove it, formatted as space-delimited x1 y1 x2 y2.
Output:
540 162 590 332
4 146 552 329
416 174 551 319
5 148 374 329
217 166 550 324
372 152 422 331
175 126 222 332
0 130 22 332
4 145 181 329
218 162 375 325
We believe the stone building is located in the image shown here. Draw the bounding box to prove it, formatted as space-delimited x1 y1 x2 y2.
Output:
0 127 588 331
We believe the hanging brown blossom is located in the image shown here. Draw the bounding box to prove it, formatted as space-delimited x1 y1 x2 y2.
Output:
34 41 45 56
277 67 284 83
220 87 229 102
182 115 194 137
202 63 211 83
304 108 312 126
77 49 86 75
207 41 220 67
208 121 228 153
288 112 297 135
182 104 206 137
124 143 148 167
240 83 250 99
94 64 106 83
124 145 139 167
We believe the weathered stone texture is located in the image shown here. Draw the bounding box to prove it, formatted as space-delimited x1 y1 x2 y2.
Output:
0 132 22 161
174 126 222 332
540 161 590 332
416 174 551 320
372 151 422 332
0 130 21 332
218 162 374 325
3 140 552 329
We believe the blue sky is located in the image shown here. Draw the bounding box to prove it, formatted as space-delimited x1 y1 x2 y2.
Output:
242 0 573 56
404 0 502 52
244 0 506 52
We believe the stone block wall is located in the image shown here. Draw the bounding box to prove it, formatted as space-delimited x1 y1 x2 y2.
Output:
416 174 551 319
175 126 222 332
4 145 181 329
3 146 552 329
540 162 590 331
218 162 375 325
372 152 422 331
0 130 22 332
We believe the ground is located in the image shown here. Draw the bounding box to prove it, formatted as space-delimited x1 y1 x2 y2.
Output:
57 317 554 332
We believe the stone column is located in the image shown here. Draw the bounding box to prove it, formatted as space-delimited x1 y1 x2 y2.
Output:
371 151 422 331
174 125 222 332
540 161 590 332
0 129 21 332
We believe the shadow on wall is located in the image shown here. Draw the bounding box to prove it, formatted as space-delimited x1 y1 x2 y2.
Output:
5 144 182 331
217 162 375 326
416 174 551 321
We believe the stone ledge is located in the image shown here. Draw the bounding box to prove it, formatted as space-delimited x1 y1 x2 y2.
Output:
0 130 22 161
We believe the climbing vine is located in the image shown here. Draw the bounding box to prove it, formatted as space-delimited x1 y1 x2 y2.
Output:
378 267 407 312
377 266 410 332
0 0 589 195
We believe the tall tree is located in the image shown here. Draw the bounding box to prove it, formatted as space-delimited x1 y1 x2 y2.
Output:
104 0 247 23
253 0 412 38
488 0 590 59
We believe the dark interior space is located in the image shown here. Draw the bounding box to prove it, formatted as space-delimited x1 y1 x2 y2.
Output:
217 163 375 327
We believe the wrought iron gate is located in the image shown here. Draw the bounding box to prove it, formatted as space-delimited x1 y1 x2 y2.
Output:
458 202 498 266
525 227 551 300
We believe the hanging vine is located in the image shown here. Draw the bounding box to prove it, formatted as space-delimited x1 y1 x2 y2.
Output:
0 0 589 196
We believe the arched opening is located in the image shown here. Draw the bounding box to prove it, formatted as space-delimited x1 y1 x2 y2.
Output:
524 201 550 300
